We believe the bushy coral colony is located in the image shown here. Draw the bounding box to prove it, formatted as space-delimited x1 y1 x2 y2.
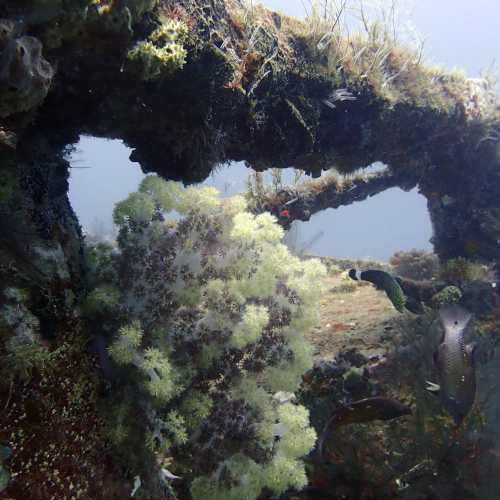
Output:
86 176 325 498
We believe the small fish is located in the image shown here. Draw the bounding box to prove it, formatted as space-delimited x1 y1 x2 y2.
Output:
349 269 406 312
130 475 141 497
318 397 412 460
396 459 436 491
427 305 476 424
159 468 182 482
0 127 16 149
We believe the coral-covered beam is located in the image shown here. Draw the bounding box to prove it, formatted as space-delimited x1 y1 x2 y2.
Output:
253 170 404 228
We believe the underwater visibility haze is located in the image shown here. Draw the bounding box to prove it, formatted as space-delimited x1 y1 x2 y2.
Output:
0 1 499 499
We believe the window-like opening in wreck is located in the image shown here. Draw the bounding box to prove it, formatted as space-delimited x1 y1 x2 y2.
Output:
291 185 432 261
68 136 145 238
68 139 255 237
69 139 432 261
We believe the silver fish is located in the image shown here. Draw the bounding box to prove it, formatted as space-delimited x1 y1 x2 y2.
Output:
428 305 476 424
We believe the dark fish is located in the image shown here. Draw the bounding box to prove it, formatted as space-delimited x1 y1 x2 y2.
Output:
349 269 406 312
318 397 412 460
428 305 476 424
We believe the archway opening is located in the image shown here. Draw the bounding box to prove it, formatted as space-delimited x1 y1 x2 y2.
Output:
67 136 145 238
291 186 433 261
68 137 433 262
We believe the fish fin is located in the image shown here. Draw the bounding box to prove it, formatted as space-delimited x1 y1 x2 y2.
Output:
433 345 442 368
425 381 441 393
466 342 477 363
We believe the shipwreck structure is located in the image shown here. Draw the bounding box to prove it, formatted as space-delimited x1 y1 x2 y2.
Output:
0 1 499 498
1 1 499 296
